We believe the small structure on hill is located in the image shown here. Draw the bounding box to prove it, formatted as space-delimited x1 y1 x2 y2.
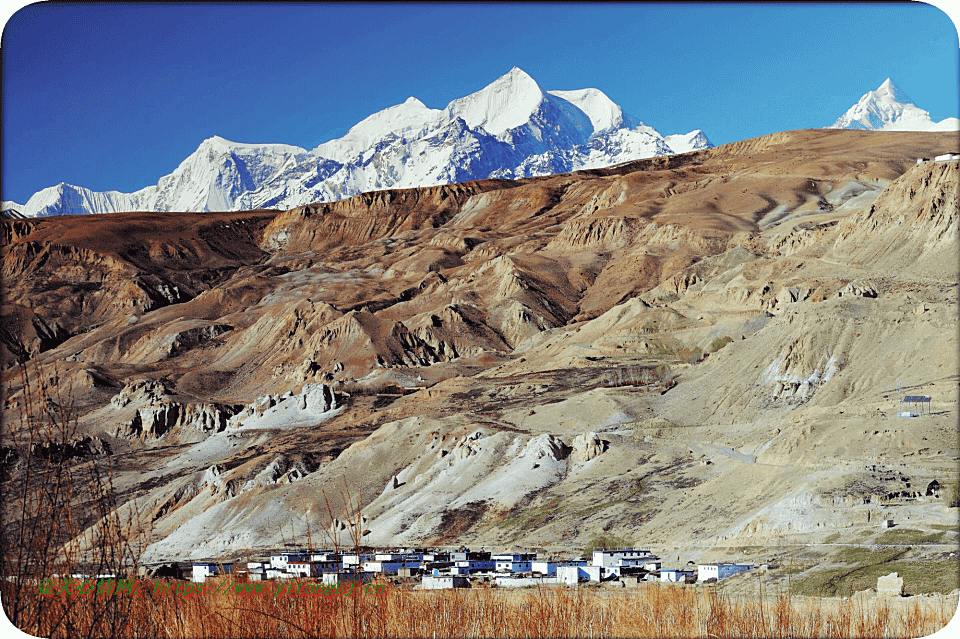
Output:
877 572 904 597
898 395 931 417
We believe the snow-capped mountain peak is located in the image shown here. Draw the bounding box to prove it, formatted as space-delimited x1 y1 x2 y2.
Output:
547 88 626 134
313 96 443 163
664 130 712 154
875 77 911 103
6 67 715 218
444 66 545 137
829 78 958 132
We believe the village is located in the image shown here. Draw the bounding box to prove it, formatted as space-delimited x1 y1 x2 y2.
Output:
179 547 759 590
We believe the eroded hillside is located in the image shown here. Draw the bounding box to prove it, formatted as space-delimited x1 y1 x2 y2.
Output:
2 129 957 563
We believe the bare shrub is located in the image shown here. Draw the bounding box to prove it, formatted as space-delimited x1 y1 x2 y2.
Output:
602 364 675 390
710 335 734 352
1 356 147 638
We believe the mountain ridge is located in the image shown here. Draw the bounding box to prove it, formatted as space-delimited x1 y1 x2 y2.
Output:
6 68 711 218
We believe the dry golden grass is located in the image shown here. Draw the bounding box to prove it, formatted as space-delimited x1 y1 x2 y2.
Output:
5 578 955 639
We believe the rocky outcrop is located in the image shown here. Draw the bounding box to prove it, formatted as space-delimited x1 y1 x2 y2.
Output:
877 572 904 598
243 455 312 492
227 383 340 429
29 435 111 462
0 307 72 368
167 323 233 357
111 378 171 408
766 285 812 313
548 217 636 250
836 280 878 298
116 401 240 440
571 432 607 463
290 359 322 383
451 430 486 461
200 464 236 499
298 383 338 413
831 161 958 271
520 433 571 462
757 337 840 407
410 303 512 359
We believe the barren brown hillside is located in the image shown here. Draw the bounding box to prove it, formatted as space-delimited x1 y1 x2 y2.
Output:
2 130 957 581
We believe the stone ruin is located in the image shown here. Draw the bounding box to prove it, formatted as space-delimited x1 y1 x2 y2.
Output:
877 572 903 597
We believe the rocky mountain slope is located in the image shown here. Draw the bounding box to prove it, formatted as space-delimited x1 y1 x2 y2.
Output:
2 129 957 565
829 78 960 132
4 68 710 219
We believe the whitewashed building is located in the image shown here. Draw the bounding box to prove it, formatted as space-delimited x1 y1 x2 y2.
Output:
698 563 754 582
531 561 557 576
362 560 421 575
322 571 375 585
422 575 469 589
191 563 232 583
495 575 561 587
557 565 603 585
373 553 404 562
269 553 308 570
422 552 451 562
309 552 340 562
661 569 695 583
286 562 314 577
453 559 496 574
341 553 372 567
495 560 533 573
591 549 652 568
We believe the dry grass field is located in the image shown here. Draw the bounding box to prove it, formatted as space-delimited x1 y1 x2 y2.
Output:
4 577 956 639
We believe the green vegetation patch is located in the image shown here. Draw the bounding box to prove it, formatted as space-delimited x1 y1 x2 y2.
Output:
793 547 959 596
495 496 563 533
781 563 816 575
575 502 613 518
929 524 958 532
877 528 946 545
641 337 702 364
709 336 734 352
573 474 661 519
834 547 902 565
583 534 632 555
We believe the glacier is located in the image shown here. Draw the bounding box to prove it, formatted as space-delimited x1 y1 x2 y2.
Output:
6 67 713 218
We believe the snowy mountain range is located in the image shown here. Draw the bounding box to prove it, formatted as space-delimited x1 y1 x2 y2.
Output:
828 78 960 132
4 68 711 218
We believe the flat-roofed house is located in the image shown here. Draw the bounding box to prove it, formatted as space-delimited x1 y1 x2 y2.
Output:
422 575 469 590
661 569 695 583
698 563 754 582
192 562 233 583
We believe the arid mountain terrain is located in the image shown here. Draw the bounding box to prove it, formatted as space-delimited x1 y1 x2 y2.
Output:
2 128 957 569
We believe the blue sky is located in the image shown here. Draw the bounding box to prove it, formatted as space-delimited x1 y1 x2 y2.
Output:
2 2 958 205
